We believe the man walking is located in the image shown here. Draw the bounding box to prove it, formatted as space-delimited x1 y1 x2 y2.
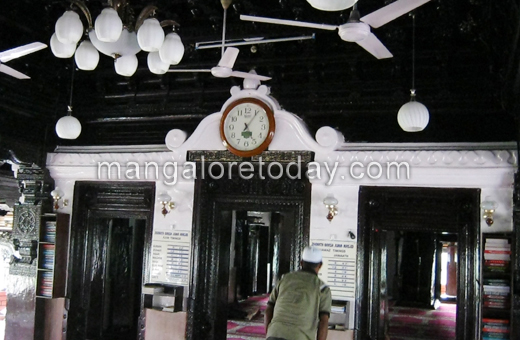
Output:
265 246 332 340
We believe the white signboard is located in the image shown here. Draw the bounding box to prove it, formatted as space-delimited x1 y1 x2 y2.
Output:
311 240 356 299
150 230 191 285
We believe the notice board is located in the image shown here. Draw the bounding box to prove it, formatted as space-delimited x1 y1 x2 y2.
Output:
150 230 191 285
310 239 356 300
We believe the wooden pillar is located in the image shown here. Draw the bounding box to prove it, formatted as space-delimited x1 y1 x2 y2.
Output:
5 165 51 340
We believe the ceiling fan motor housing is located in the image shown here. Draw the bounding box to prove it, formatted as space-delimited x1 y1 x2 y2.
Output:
338 22 370 42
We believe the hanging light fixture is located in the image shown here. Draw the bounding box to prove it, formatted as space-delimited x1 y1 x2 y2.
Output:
137 18 165 52
159 31 184 65
50 0 184 77
55 10 84 45
114 54 138 76
397 14 429 132
50 33 77 58
56 65 82 139
74 40 99 70
147 51 169 74
94 7 123 43
307 0 358 11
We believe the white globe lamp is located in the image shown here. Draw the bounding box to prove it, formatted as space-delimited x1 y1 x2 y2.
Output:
147 52 169 74
74 41 100 70
115 54 138 77
397 90 429 132
55 11 84 45
307 0 358 11
159 32 184 65
56 114 82 140
137 18 165 52
95 8 123 43
50 33 77 58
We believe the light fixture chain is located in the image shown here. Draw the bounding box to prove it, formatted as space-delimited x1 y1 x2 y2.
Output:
68 61 75 114
412 13 416 93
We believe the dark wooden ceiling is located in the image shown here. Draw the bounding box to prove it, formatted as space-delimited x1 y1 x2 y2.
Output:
0 0 519 165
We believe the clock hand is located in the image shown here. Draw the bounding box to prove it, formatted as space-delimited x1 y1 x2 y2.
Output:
243 122 249 131
245 112 258 129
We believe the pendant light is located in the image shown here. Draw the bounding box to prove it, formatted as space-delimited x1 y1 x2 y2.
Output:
56 65 82 139
50 33 77 58
74 40 99 70
55 10 84 45
397 14 429 132
94 7 123 43
307 0 358 12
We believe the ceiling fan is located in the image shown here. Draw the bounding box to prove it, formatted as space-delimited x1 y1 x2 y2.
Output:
241 0 432 59
168 0 270 81
0 42 47 79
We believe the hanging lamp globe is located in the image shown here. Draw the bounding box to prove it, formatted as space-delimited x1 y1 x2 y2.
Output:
159 32 184 65
114 54 138 76
95 7 123 43
137 18 165 52
55 10 84 45
147 52 169 74
50 33 77 58
397 90 429 132
56 111 82 140
307 0 358 11
74 41 100 70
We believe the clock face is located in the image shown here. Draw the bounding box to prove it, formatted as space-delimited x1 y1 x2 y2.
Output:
220 98 275 157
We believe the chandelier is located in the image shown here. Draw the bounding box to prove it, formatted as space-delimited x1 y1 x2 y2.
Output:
50 0 185 76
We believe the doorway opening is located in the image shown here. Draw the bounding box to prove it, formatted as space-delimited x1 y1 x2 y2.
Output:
225 210 281 339
384 231 458 340
356 186 480 340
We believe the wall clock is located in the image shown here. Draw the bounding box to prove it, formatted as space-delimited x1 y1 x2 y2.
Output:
220 98 275 157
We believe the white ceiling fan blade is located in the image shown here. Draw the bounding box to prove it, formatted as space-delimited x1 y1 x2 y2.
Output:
218 47 239 69
0 42 47 63
230 70 271 81
167 69 211 73
355 33 393 59
360 0 432 28
0 64 30 79
240 15 337 31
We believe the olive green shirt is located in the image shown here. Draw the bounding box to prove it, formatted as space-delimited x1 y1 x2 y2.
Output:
266 269 332 340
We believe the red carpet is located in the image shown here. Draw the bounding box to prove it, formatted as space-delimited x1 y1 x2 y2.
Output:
387 303 457 340
227 295 268 339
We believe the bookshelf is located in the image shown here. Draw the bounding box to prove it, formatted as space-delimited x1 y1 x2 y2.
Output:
481 233 514 340
36 213 70 298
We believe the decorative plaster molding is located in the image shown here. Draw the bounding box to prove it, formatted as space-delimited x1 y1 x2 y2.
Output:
315 149 517 168
47 149 517 169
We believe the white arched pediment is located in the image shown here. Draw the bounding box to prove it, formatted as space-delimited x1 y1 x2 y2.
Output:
165 84 343 157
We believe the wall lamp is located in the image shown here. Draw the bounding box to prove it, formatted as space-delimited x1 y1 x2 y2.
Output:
323 194 338 222
157 192 175 217
50 187 68 211
481 196 498 226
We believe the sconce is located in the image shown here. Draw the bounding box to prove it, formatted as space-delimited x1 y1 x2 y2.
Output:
481 196 498 226
323 194 338 222
50 187 68 211
157 192 175 217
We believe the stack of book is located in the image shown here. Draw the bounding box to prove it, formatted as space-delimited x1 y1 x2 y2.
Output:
44 221 56 243
39 271 53 297
41 244 55 270
483 238 511 273
483 279 510 309
482 318 510 340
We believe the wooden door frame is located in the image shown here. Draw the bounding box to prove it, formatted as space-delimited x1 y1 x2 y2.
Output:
67 181 155 340
356 186 480 340
185 151 312 340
